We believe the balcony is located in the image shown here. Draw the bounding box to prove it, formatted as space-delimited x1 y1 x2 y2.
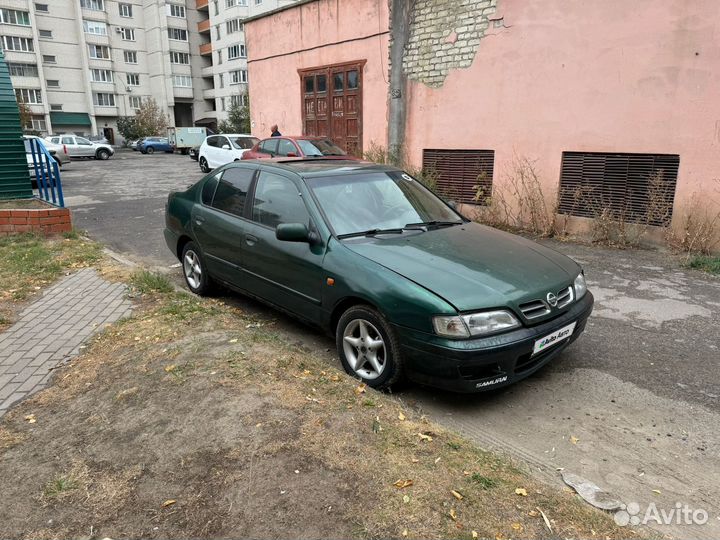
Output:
197 18 210 33
202 88 216 100
195 0 208 10
201 65 214 78
199 42 212 56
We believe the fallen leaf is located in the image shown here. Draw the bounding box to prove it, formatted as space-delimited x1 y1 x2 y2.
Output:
418 432 433 442
329 374 340 382
398 411 406 421
537 507 552 532
463 470 471 476
515 488 528 497
164 365 176 372
25 414 36 424
162 499 176 507
411 458 419 463
402 494 410 504
228 338 238 343
472 531 478 539
511 523 522 531
495 534 505 540
570 435 579 445
652 489 661 495
528 510 539 517
449 508 457 521
451 490 463 500
394 479 414 489
402 530 408 537
355 384 366 394
434 457 441 464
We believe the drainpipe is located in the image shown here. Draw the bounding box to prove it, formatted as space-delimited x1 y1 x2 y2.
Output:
388 0 411 163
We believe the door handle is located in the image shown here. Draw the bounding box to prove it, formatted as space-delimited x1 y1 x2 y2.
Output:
194 216 205 226
245 234 258 246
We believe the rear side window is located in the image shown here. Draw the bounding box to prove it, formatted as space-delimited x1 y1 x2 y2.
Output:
201 173 220 205
276 139 297 157
211 167 254 217
205 136 219 147
252 172 309 228
259 139 278 156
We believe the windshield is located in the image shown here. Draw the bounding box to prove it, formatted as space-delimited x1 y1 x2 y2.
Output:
307 172 462 237
297 139 346 156
231 136 259 150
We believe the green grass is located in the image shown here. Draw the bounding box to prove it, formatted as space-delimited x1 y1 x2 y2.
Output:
129 270 174 294
686 255 720 275
43 475 79 498
469 472 499 490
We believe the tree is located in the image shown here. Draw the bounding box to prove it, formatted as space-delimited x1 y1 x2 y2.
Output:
217 97 250 134
116 116 141 141
134 98 169 138
17 101 35 134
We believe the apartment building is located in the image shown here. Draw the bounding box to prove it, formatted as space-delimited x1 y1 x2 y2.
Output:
191 0 296 130
0 0 294 142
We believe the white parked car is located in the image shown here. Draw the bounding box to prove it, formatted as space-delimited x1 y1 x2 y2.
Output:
198 133 258 172
45 134 115 160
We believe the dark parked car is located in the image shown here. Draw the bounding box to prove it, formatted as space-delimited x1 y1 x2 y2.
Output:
189 145 199 161
138 137 173 154
164 159 593 392
242 136 356 160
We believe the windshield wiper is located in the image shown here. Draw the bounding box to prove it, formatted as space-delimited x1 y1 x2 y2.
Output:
404 220 463 229
338 228 406 239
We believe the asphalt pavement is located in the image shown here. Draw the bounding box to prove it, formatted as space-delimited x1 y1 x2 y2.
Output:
58 151 720 539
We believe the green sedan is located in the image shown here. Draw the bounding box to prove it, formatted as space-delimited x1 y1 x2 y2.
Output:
164 159 593 392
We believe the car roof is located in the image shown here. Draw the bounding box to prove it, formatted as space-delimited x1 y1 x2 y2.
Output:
213 133 255 137
237 158 400 178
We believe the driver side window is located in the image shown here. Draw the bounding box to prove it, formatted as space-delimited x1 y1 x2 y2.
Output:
251 172 309 229
276 139 296 157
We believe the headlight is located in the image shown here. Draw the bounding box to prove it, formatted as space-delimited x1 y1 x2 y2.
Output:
433 310 520 338
574 272 587 300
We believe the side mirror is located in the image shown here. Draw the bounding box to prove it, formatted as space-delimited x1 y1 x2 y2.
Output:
286 152 297 158
222 144 231 150
276 223 311 243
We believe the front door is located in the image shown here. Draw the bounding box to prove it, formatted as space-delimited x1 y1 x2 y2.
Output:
240 170 325 321
300 61 364 157
103 127 115 145
74 136 95 157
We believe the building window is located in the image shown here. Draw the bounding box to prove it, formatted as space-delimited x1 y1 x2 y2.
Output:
167 27 187 41
226 0 248 6
93 92 115 106
35 4 49 12
124 50 137 64
215 25 220 40
173 75 192 87
228 44 247 60
25 115 47 132
42 54 55 63
88 44 111 59
126 73 139 86
169 51 189 64
38 29 53 39
80 0 105 11
226 18 243 34
15 88 43 104
220 97 225 111
83 19 107 35
120 27 135 41
255 0 262 4
90 68 113 82
0 8 31 25
422 149 495 205
229 93 248 107
230 69 247 84
8 63 38 77
50 103 62 111
167 4 185 18
46 79 59 87
557 152 680 226
119 3 132 17
1 36 34 52
129 95 142 109
217 49 222 64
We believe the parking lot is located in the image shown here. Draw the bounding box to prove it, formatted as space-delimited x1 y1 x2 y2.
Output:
59 151 720 538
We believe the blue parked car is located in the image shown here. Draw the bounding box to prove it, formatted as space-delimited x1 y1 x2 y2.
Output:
138 137 173 154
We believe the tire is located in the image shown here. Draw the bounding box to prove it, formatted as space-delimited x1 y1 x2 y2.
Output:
199 157 210 173
96 149 110 160
336 305 404 390
181 242 213 296
146 146 155 154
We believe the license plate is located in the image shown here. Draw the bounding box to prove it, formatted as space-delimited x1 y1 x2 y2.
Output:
533 322 576 356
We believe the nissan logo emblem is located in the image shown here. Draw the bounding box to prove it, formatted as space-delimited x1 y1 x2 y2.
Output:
546 292 558 307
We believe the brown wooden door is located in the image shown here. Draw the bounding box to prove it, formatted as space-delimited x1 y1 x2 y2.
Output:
300 61 364 157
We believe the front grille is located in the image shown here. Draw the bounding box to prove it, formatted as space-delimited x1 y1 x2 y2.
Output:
519 285 575 320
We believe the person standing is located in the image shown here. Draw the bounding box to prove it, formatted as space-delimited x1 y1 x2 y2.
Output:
271 124 282 137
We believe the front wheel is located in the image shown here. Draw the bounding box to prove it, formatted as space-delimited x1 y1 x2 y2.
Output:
336 306 403 390
199 157 210 173
181 242 213 295
145 146 155 154
96 149 110 160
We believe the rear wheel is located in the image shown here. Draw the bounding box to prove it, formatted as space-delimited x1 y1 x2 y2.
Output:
336 306 404 390
199 157 210 173
96 149 110 160
146 146 155 154
181 242 213 295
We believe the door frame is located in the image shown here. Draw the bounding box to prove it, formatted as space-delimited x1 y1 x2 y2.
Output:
298 60 366 156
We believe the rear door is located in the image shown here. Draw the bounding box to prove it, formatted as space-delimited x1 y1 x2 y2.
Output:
240 170 326 321
191 166 256 284
62 136 79 157
203 136 220 167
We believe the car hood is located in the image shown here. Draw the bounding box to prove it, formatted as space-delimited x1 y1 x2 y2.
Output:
343 222 580 311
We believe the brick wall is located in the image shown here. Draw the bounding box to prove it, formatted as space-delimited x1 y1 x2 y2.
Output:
0 207 72 236
402 0 498 87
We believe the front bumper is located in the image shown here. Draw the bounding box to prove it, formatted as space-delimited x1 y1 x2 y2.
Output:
396 292 594 393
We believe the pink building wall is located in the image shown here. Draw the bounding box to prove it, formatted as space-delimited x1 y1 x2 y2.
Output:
246 0 720 228
245 0 389 145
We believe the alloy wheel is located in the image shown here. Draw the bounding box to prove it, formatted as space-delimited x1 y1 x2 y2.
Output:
183 249 202 290
342 319 387 379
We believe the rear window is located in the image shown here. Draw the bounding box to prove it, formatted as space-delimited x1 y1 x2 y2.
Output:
210 167 254 217
201 173 220 205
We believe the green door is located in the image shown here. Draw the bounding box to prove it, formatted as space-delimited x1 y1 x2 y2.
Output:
241 170 326 321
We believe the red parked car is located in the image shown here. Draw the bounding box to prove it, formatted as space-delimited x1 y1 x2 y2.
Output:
241 136 358 160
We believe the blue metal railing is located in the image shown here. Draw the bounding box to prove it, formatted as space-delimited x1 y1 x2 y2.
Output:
27 137 65 208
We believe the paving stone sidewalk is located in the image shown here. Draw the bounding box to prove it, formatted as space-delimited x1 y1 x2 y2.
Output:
0 268 132 416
